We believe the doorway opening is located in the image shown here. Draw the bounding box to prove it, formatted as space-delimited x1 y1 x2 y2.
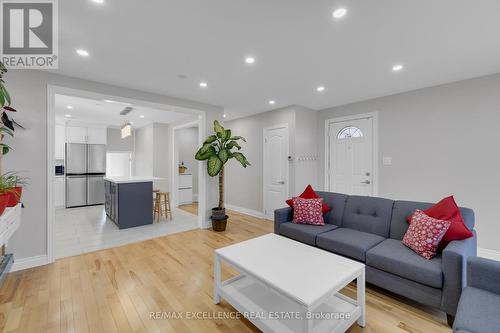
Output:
324 112 379 196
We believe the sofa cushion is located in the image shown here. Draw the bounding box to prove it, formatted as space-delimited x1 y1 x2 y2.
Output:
280 222 338 245
454 287 500 333
316 191 348 226
286 185 331 214
341 196 394 237
391 200 475 240
366 239 443 288
316 228 385 261
292 197 325 225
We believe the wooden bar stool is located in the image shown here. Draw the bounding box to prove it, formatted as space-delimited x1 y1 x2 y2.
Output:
154 192 172 222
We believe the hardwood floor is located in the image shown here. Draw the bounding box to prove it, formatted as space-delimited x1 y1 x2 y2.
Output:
0 209 451 333
178 203 198 216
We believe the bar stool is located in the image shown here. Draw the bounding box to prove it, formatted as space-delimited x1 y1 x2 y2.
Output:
154 192 172 222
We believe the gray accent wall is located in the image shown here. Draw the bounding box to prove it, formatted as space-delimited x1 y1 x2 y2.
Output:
317 72 500 252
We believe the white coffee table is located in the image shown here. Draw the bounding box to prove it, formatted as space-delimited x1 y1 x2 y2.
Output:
214 233 366 333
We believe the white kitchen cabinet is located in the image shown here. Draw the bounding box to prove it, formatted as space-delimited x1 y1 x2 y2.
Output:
178 174 193 204
55 124 66 158
87 127 107 144
54 177 65 208
66 126 87 143
66 126 107 144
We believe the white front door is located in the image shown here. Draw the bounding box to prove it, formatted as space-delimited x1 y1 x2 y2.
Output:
328 117 374 196
264 125 289 218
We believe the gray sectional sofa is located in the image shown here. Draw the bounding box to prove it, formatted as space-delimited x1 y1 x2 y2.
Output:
453 257 500 333
274 192 477 326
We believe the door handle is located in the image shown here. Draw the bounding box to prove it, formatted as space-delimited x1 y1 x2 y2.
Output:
277 181 285 185
361 180 371 184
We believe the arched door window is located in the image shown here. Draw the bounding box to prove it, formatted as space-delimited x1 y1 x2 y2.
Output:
337 126 363 139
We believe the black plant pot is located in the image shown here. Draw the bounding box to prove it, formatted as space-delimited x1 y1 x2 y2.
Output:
211 207 227 232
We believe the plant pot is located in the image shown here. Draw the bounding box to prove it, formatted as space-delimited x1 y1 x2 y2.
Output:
179 167 187 174
7 186 22 207
0 193 9 215
212 207 226 220
211 215 228 232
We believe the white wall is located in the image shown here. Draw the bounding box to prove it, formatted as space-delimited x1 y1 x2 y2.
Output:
107 128 133 152
176 126 199 197
294 106 319 191
152 123 170 192
317 72 500 252
2 70 222 261
134 124 154 176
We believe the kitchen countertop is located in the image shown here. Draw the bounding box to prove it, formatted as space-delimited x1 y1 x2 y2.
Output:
104 176 164 184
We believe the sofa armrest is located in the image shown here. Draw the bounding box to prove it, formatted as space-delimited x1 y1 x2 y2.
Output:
467 256 500 295
274 207 293 234
441 231 477 315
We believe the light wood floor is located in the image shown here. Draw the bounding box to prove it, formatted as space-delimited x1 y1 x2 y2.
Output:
0 208 451 333
178 203 198 216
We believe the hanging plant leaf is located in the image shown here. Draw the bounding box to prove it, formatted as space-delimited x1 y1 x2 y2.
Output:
218 148 230 164
12 119 25 129
1 112 14 131
1 86 11 106
229 136 246 142
232 152 251 167
207 155 223 177
195 146 216 161
204 135 217 144
0 126 13 137
221 129 231 141
226 141 241 150
1 143 11 155
3 106 16 112
214 120 224 134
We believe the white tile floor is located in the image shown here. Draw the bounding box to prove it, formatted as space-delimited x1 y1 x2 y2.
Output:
55 205 198 259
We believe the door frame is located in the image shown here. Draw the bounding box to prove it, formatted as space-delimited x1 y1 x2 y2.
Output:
324 112 379 196
263 123 290 219
47 85 208 264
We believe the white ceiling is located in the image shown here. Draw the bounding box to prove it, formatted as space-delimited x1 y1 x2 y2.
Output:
55 94 194 127
55 0 500 119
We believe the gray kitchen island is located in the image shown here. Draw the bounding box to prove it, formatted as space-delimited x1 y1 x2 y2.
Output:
104 176 162 229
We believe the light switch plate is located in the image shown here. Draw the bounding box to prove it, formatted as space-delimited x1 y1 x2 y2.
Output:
383 157 393 165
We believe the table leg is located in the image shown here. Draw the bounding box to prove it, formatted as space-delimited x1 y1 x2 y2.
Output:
357 267 366 327
214 253 221 304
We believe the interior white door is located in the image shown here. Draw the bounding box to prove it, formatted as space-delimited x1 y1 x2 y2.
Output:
328 117 373 196
264 126 289 218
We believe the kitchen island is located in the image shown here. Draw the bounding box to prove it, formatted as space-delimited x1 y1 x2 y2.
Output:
104 176 162 229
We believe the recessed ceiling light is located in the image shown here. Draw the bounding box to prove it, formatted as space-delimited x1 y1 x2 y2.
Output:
76 49 89 57
66 105 74 109
139 115 145 119
65 114 72 118
199 82 208 88
92 0 104 3
104 99 131 106
332 8 347 19
223 114 226 118
269 100 276 105
317 86 326 92
245 56 255 65
392 64 404 72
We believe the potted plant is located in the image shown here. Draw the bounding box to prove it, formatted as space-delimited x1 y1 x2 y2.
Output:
195 120 250 231
0 61 20 156
0 172 28 207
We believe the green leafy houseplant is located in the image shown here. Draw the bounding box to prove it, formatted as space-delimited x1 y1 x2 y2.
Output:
195 120 250 230
0 62 19 155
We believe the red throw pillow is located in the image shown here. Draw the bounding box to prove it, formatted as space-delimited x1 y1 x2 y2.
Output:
402 210 451 259
286 185 331 214
407 196 473 247
292 197 325 226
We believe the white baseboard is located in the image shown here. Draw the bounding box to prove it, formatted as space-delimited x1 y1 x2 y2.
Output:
225 204 267 219
11 254 49 272
478 248 500 261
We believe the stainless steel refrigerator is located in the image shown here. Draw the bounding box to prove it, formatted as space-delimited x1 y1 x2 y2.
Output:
66 143 106 207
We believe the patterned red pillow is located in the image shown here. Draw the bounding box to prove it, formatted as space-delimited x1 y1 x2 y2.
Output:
286 185 331 214
402 210 451 259
292 197 325 226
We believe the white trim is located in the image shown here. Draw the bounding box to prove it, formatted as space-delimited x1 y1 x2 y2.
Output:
11 255 49 272
478 248 500 261
225 204 267 219
47 85 209 265
324 112 379 196
263 123 290 219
